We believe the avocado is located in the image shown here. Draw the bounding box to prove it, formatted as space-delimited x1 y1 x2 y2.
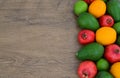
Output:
103 0 108 3
116 35 120 45
76 42 104 61
107 0 120 22
96 71 114 78
77 12 100 31
113 22 120 34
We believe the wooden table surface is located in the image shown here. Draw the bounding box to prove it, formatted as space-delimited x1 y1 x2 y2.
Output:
0 0 81 78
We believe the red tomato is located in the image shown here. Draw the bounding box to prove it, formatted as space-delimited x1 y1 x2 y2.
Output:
78 29 95 44
84 0 94 4
99 15 114 27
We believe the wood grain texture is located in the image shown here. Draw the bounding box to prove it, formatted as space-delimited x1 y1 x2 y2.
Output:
0 0 81 78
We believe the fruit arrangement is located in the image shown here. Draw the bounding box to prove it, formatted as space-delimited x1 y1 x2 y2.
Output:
73 0 120 78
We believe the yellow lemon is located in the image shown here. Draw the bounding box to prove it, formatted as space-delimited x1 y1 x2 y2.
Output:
88 0 106 18
96 27 116 45
110 62 120 78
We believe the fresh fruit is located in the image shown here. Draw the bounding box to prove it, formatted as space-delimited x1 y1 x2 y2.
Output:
96 58 109 71
78 61 97 78
103 0 108 3
99 15 114 27
107 0 120 22
116 35 120 45
96 71 114 78
113 22 120 34
104 44 120 63
74 1 88 16
78 29 95 44
88 0 106 18
84 0 94 4
96 27 116 45
76 42 104 61
110 62 120 78
77 12 99 31
73 0 120 77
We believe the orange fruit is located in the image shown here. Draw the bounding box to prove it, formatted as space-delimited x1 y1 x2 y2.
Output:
96 27 116 45
88 0 106 18
110 62 120 78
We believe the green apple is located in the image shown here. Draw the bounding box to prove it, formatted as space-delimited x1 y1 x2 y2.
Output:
74 1 88 16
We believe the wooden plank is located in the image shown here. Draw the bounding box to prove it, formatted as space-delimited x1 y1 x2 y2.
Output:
0 0 81 78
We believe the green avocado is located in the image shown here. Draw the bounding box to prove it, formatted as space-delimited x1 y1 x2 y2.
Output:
107 0 120 22
96 71 114 78
77 12 100 31
76 42 104 61
103 0 108 3
113 22 120 34
116 35 120 45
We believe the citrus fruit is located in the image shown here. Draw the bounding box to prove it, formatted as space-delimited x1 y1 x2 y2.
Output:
97 58 109 71
96 71 114 78
74 1 88 16
113 22 120 34
88 0 106 18
110 62 120 78
96 27 117 45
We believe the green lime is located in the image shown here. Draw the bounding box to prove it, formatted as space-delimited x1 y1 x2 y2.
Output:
96 58 109 71
113 22 120 34
96 71 114 78
74 1 88 16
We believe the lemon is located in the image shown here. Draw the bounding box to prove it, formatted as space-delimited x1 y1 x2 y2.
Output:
110 62 120 78
88 0 106 18
96 27 117 45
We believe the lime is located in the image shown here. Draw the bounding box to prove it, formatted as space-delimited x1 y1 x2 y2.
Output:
74 1 88 16
96 58 109 71
113 22 120 34
96 71 114 78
